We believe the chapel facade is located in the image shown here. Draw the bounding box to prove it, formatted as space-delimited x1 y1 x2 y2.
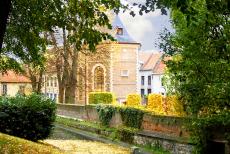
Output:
42 15 141 104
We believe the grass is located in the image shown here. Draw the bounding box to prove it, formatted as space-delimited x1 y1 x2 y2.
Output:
56 116 116 132
44 127 131 154
0 132 63 154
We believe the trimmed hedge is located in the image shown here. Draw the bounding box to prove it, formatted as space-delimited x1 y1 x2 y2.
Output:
0 94 56 141
126 94 141 106
89 92 114 104
0 132 62 154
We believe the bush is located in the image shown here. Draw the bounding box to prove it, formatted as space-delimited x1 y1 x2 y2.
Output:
0 94 56 141
89 92 115 104
96 105 116 126
119 107 144 129
126 94 141 106
188 110 230 153
166 95 185 116
147 94 165 115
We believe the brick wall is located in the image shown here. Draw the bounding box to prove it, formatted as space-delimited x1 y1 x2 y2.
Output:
57 104 189 138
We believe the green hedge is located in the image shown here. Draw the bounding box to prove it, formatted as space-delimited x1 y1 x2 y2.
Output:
89 92 114 104
0 94 56 141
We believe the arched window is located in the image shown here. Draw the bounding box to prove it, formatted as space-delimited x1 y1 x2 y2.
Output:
94 66 105 91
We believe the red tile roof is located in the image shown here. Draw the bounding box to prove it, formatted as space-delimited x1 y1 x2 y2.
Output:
153 56 171 74
153 60 166 74
0 71 31 83
139 52 162 71
139 52 170 74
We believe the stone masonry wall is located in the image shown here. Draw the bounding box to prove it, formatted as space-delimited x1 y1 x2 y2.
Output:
57 104 194 153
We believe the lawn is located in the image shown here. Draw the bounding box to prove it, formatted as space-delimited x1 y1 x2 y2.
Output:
44 127 131 154
0 133 63 154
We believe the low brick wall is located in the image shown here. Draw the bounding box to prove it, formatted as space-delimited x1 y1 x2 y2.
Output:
57 104 194 153
57 104 189 137
142 114 190 138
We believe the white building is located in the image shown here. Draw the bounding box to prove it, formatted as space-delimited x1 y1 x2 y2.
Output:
0 71 32 96
139 52 167 97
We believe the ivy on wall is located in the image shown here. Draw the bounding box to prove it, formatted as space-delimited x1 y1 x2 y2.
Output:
119 107 144 129
96 104 116 126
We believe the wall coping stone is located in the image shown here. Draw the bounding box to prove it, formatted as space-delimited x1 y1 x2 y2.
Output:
137 130 194 144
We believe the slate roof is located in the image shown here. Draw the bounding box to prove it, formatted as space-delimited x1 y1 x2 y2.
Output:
0 71 31 83
112 15 137 43
47 14 138 47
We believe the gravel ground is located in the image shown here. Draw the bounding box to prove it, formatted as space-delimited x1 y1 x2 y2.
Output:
44 127 130 154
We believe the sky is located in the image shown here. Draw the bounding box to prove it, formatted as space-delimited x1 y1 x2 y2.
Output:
119 0 172 52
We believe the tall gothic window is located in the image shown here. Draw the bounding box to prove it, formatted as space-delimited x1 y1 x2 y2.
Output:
94 66 104 91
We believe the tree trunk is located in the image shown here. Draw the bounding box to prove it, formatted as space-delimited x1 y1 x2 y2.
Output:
36 69 43 93
0 0 11 51
28 68 38 92
58 84 65 104
65 49 78 104
61 27 71 103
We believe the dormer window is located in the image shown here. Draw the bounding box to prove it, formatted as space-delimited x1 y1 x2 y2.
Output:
116 27 123 35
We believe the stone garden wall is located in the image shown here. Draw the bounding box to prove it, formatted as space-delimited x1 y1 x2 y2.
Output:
57 103 194 154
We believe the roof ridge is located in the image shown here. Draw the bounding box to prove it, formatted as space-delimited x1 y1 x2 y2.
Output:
141 53 154 70
152 54 163 72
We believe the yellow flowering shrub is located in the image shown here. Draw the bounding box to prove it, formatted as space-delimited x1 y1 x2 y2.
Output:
166 95 185 116
147 94 165 115
126 94 141 107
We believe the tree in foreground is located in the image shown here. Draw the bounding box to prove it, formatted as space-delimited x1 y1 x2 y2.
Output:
134 0 229 153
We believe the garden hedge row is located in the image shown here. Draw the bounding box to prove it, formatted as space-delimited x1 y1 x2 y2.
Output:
0 94 56 141
89 92 115 104
126 94 141 106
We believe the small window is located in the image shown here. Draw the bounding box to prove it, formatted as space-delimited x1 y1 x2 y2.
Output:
141 76 145 85
50 77 53 87
147 89 152 94
53 94 57 102
148 76 151 85
18 85 25 95
121 70 129 77
54 77 57 87
141 89 145 97
116 27 123 35
46 77 49 86
161 77 164 87
2 84 7 95
50 93 53 99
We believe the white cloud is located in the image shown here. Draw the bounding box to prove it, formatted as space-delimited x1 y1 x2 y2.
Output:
119 5 161 42
119 0 173 51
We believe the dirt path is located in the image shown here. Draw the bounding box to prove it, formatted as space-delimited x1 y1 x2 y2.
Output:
44 127 130 154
